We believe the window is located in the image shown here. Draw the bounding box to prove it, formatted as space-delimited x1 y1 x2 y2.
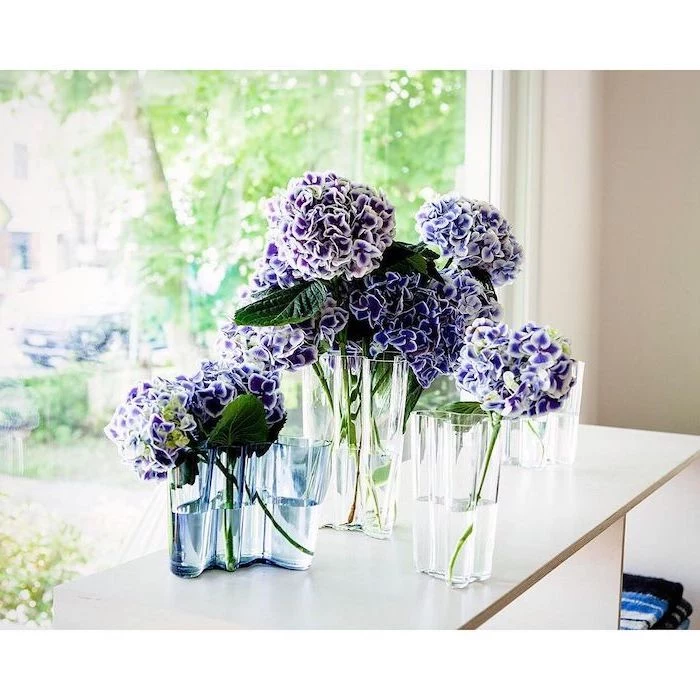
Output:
0 70 496 626
13 142 28 180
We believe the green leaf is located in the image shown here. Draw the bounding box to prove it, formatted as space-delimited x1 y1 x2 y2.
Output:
267 414 287 444
174 456 199 486
440 401 486 416
391 253 428 276
207 395 269 447
234 280 327 326
469 267 497 301
372 464 391 485
403 370 424 430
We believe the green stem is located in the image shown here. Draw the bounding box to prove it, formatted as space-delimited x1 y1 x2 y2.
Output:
526 419 545 467
251 490 314 557
223 448 236 570
476 414 502 503
311 361 333 409
339 342 362 525
217 449 313 559
447 414 501 584
366 461 385 532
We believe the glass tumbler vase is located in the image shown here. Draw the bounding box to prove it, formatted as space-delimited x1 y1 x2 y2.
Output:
410 410 502 587
544 360 585 465
501 415 549 469
168 438 331 577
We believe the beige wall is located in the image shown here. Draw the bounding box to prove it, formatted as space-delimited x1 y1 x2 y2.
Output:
538 71 603 424
599 71 700 435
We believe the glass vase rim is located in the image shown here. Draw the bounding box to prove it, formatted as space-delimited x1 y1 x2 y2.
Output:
412 408 489 425
320 349 408 365
203 437 332 450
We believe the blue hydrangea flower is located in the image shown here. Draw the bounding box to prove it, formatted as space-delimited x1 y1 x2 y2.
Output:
415 195 523 287
217 297 348 372
104 378 198 481
455 318 577 417
266 171 396 281
348 269 501 388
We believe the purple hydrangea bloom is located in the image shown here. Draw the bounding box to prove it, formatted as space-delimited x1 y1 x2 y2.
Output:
105 359 287 480
249 236 304 293
348 269 501 388
266 171 396 281
104 378 198 481
455 318 577 417
415 196 523 287
187 360 285 430
217 297 348 372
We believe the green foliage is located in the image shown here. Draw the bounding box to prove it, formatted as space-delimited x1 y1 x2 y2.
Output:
0 496 87 626
22 369 94 444
2 70 466 343
440 401 486 416
403 370 424 430
206 394 269 447
234 280 327 326
363 70 467 241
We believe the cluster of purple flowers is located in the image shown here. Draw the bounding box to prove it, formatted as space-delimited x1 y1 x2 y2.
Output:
248 237 304 293
455 318 576 418
104 378 198 480
105 356 286 480
186 360 285 430
349 268 502 388
217 296 348 372
265 171 396 281
415 196 523 287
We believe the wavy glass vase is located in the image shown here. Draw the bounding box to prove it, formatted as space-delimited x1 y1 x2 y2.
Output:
303 352 408 538
168 438 331 577
410 410 501 586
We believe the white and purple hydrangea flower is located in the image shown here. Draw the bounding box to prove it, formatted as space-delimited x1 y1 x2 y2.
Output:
187 360 285 430
248 236 305 293
348 269 501 388
217 297 349 372
455 318 577 418
104 378 198 481
105 355 286 480
266 171 396 282
415 195 523 287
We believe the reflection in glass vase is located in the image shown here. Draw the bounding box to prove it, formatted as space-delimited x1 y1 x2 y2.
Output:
168 438 331 577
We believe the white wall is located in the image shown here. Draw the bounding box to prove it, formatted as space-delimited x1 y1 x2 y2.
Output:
599 71 700 435
537 71 603 424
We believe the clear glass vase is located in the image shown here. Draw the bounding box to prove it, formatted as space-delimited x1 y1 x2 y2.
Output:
168 438 331 577
544 360 585 465
410 410 502 587
303 352 408 537
501 415 548 469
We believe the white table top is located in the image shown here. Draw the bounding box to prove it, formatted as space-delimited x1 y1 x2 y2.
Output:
53 425 700 629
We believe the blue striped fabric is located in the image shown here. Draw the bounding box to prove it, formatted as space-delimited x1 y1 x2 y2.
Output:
620 591 669 630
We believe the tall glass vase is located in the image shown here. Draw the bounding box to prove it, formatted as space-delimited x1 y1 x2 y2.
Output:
303 352 408 537
410 410 502 587
168 438 331 577
359 356 409 539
